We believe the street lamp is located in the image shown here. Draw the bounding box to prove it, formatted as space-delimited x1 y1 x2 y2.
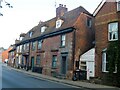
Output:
0 0 13 16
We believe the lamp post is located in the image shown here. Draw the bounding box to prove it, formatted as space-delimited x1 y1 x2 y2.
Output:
0 0 13 16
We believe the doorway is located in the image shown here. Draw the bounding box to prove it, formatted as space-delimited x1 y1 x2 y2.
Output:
31 57 34 70
61 56 67 74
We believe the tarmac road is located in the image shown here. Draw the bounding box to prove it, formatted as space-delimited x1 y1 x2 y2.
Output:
2 64 86 90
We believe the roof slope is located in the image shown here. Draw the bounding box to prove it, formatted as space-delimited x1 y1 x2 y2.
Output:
19 6 91 44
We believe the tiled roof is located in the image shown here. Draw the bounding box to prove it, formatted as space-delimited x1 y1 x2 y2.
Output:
18 6 91 45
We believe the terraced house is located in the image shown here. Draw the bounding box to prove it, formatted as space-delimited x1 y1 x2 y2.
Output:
94 0 120 79
11 4 95 79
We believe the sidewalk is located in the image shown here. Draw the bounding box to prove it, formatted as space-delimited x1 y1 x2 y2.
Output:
9 66 120 90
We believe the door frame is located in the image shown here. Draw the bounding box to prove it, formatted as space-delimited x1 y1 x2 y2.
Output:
60 53 68 75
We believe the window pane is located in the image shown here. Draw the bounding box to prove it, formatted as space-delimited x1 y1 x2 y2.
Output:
36 55 40 65
62 41 65 46
62 35 66 40
38 40 42 49
108 22 118 40
61 35 66 46
32 42 36 50
52 56 57 68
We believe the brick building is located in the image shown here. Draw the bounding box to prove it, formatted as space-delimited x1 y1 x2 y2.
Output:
93 0 120 78
14 4 94 79
8 45 16 67
2 46 12 63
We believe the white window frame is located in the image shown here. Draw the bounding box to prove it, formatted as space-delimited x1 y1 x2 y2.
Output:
38 40 42 49
29 32 33 37
56 19 63 28
117 0 120 11
61 34 66 47
108 22 118 41
41 26 47 33
102 51 108 72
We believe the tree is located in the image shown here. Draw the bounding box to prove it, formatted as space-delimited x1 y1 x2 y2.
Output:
107 41 120 87
0 0 13 16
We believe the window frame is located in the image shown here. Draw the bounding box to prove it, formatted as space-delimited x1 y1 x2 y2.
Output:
108 22 118 41
32 41 36 51
41 26 47 33
61 34 66 47
29 32 33 37
117 0 120 11
87 18 92 28
56 19 63 28
52 55 57 68
36 55 40 65
38 40 42 50
102 51 109 72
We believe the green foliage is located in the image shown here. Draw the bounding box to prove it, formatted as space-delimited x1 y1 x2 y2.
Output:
107 41 120 87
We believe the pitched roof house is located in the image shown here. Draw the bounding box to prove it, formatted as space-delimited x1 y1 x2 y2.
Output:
15 4 95 79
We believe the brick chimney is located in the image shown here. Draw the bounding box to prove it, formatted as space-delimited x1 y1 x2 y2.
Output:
56 4 68 17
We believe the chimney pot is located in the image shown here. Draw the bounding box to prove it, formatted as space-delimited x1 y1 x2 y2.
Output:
64 5 66 7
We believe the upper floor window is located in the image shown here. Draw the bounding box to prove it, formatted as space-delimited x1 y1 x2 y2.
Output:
17 46 19 53
19 37 23 41
20 45 22 52
117 0 120 11
38 40 42 50
41 26 47 33
56 19 63 28
26 43 29 51
108 22 118 41
87 18 92 28
61 34 66 47
29 32 33 37
24 44 26 51
32 41 36 51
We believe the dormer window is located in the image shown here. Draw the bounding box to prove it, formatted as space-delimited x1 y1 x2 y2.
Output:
56 19 63 28
117 0 120 11
29 32 33 37
41 26 47 33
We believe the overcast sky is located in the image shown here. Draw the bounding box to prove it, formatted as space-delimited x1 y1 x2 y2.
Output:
0 0 102 49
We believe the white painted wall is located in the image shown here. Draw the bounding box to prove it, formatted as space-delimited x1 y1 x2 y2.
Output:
80 48 95 80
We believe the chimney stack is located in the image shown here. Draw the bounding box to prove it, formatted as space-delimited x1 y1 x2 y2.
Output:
56 4 68 17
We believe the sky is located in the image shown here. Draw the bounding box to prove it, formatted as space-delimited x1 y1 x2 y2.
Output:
0 0 102 49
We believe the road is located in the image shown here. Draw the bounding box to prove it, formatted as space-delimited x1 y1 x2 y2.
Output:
1 64 86 89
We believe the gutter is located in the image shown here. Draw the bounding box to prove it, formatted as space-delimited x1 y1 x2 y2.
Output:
16 27 74 46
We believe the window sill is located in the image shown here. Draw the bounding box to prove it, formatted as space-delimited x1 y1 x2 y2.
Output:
51 67 57 69
102 71 109 73
108 39 118 42
59 46 65 48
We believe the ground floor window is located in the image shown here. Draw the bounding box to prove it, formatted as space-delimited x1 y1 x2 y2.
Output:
36 55 40 65
102 51 109 72
52 55 57 68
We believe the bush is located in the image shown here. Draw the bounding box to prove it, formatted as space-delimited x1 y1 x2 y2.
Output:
107 41 120 87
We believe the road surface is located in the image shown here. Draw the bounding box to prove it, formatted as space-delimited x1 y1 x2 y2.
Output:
2 64 87 90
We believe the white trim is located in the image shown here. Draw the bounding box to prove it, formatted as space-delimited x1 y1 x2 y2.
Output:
93 0 106 16
93 0 118 16
117 0 120 11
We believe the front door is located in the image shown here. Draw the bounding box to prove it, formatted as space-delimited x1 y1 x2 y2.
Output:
31 57 34 70
61 56 67 74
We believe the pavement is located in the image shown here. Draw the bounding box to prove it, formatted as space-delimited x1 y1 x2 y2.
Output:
4 64 120 90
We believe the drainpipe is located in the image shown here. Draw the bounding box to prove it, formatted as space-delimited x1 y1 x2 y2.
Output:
72 28 76 74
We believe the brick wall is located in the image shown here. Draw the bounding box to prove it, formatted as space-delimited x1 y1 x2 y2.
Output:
95 2 119 77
